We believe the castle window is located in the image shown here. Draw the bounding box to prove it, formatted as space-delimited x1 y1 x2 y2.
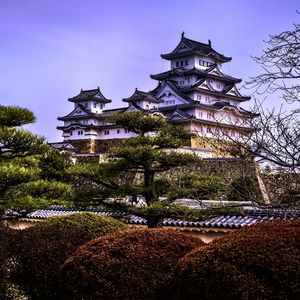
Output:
207 112 214 120
216 84 221 89
100 104 104 109
70 132 73 136
78 130 83 135
124 129 129 133
198 112 203 118
104 130 110 135
185 59 188 65
205 96 209 102
176 61 179 67
179 80 184 85
199 60 213 67
117 129 120 134
93 102 97 108
231 131 236 137
197 95 201 101
180 61 184 66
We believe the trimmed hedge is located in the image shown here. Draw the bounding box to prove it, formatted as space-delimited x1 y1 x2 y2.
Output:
62 228 204 299
11 224 94 300
162 220 300 300
43 211 128 236
0 225 18 299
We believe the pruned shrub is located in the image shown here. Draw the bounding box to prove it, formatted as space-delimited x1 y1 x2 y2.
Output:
162 220 300 300
0 224 19 299
11 224 94 300
62 228 204 299
43 211 128 236
227 175 262 202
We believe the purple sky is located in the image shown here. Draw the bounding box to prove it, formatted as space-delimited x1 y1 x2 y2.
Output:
0 0 298 142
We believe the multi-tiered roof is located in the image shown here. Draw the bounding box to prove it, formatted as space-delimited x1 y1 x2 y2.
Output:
57 34 256 155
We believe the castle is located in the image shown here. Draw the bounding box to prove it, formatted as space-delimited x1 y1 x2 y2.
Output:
56 33 255 158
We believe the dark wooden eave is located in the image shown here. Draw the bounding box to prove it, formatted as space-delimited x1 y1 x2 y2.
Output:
68 87 112 103
161 34 231 63
123 88 163 103
150 67 241 84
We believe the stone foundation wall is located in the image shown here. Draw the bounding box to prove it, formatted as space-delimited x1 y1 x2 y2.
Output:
67 139 122 154
153 159 258 185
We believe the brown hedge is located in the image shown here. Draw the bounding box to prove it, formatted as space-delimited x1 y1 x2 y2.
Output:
11 224 95 300
0 225 19 299
162 220 300 300
62 228 204 300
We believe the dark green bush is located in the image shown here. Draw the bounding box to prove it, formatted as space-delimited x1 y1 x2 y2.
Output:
180 174 227 200
227 175 262 202
11 224 94 300
162 220 300 300
0 224 19 299
62 228 204 300
43 211 128 237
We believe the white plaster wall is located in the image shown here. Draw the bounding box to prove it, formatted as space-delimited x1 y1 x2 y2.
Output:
209 79 225 91
136 101 158 110
194 55 215 70
95 128 136 140
171 57 193 69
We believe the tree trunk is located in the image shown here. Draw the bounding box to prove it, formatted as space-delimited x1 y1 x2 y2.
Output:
144 169 155 205
146 215 164 228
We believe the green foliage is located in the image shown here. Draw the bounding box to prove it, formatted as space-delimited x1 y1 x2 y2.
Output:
11 224 94 300
178 174 228 200
227 175 262 202
280 188 300 205
0 105 35 127
73 112 201 227
39 149 72 181
0 105 74 216
162 220 300 300
0 225 19 299
0 127 48 159
5 180 73 210
110 200 244 226
109 111 167 135
43 212 128 237
62 228 204 300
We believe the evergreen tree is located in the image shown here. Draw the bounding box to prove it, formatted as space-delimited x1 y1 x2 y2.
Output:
0 105 73 219
72 112 205 227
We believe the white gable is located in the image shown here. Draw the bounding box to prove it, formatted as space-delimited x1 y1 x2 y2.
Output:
68 107 89 117
207 65 223 77
155 83 190 105
169 111 189 120
174 41 192 53
198 80 213 91
124 104 142 113
227 85 243 97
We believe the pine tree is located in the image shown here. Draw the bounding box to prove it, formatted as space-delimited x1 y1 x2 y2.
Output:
72 112 200 227
0 105 73 219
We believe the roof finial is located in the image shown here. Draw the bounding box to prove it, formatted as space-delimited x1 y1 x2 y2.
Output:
208 39 211 46
181 31 185 39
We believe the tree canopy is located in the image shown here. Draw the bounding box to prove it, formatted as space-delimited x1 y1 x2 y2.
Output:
71 112 203 227
0 105 73 218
